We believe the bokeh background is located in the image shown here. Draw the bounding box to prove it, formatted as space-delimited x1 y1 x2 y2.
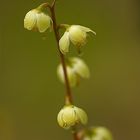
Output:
0 0 140 140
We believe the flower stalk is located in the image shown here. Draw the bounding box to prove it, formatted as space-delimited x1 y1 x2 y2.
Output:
49 0 73 105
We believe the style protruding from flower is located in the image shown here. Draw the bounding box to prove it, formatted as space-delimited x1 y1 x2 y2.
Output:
59 25 96 54
57 105 88 129
24 5 52 33
57 57 90 87
82 127 113 140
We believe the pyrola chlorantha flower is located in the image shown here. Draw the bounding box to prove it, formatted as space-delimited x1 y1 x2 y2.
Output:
83 127 113 140
57 57 90 87
57 105 88 129
59 25 96 54
24 8 52 33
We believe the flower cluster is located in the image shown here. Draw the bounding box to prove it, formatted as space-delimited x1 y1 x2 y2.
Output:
24 5 96 53
24 2 97 132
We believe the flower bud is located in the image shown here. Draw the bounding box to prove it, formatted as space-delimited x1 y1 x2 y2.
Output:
82 127 113 140
59 25 96 54
24 7 52 33
57 57 90 87
57 105 88 129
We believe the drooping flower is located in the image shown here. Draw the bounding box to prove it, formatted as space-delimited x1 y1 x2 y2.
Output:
57 57 90 87
59 25 96 54
57 105 88 129
24 8 52 33
82 127 113 140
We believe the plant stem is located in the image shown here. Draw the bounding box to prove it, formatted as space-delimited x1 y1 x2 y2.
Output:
73 130 80 140
49 1 80 140
50 1 73 105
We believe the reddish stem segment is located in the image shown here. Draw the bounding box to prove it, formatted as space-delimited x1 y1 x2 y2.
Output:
73 131 80 140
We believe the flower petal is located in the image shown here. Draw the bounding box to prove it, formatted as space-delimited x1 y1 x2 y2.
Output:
69 25 87 47
24 10 37 30
76 107 88 125
59 31 70 54
71 57 90 79
78 25 96 35
37 13 51 33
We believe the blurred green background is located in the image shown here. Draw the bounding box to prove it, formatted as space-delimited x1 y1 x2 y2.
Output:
0 0 140 140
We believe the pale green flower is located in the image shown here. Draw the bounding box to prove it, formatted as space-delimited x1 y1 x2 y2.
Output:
59 25 96 54
24 9 52 33
83 127 113 140
91 127 113 140
57 57 90 87
57 105 88 129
